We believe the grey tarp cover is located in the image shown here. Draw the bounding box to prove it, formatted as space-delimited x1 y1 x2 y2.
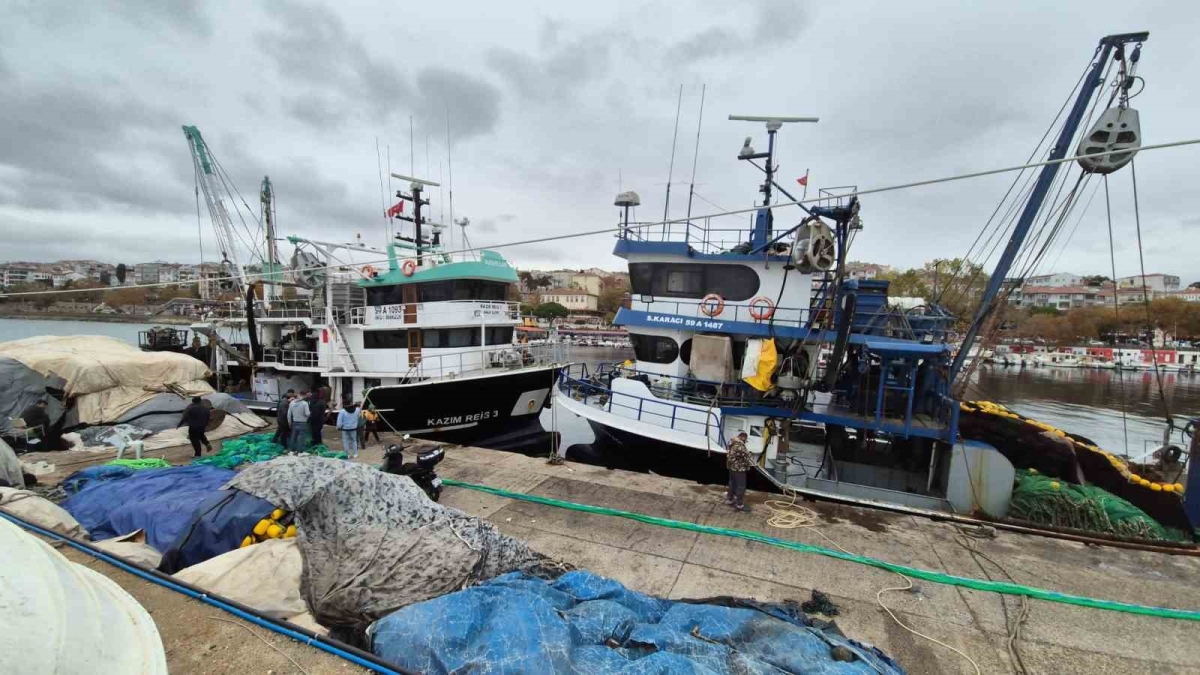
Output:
0 356 64 435
225 456 565 631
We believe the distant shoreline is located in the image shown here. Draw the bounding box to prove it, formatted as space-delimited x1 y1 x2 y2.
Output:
0 311 192 325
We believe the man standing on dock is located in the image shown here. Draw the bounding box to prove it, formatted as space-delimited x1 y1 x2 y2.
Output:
288 390 311 451
177 396 212 457
309 388 327 448
272 390 295 447
725 431 751 512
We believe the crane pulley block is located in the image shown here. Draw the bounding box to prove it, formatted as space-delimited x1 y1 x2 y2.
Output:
1077 107 1141 174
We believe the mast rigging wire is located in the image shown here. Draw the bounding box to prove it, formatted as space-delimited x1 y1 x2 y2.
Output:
7 138 1200 300
1103 175 1131 455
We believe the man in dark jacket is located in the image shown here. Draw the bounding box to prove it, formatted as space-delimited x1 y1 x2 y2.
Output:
309 389 327 447
272 390 295 446
177 396 213 457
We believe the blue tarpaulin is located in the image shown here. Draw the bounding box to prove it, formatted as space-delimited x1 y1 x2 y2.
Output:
61 465 136 496
370 571 904 674
61 465 236 551
158 489 276 573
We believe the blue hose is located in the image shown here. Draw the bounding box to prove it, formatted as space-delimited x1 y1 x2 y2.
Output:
0 510 404 675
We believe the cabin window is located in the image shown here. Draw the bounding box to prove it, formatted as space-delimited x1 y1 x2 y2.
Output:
629 263 760 301
363 329 409 349
679 338 692 365
631 334 679 364
367 279 510 306
419 279 509 302
366 285 403 306
486 326 514 345
422 328 482 348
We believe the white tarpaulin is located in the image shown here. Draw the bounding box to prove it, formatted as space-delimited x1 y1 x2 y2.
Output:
0 335 214 424
0 487 88 538
0 517 167 675
174 538 307 620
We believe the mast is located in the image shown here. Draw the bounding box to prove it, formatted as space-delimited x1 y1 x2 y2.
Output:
950 32 1149 382
183 125 247 294
391 173 440 269
261 176 279 303
662 84 684 227
685 84 706 223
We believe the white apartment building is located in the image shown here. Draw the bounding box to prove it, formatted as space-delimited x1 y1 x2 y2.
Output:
1116 273 1180 293
1025 272 1082 287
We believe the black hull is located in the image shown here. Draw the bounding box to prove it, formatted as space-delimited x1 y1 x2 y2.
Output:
584 420 776 491
367 366 557 446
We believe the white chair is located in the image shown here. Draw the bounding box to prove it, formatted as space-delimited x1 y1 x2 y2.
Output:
113 439 144 461
6 417 39 451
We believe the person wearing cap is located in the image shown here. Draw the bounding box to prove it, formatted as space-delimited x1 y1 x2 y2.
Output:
725 431 751 512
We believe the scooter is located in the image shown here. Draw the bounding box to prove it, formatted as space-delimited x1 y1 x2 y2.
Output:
381 434 445 502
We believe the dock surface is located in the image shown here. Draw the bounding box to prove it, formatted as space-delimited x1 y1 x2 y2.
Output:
20 425 1200 674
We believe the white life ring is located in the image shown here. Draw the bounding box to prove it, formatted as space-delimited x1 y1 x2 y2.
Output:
401 260 417 277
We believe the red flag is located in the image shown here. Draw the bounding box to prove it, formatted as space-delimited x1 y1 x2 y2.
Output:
796 174 808 187
386 201 404 218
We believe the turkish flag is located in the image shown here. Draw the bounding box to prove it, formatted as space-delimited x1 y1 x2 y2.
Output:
796 175 808 187
386 201 404 218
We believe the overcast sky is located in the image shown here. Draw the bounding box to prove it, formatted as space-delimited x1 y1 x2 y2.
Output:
2 1 1198 280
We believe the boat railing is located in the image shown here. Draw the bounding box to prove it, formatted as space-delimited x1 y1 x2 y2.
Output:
211 300 315 321
634 297 813 327
619 214 762 256
259 348 320 368
578 361 796 410
337 342 567 379
558 363 726 447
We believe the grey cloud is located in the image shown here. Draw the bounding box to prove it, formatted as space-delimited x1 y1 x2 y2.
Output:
487 30 617 102
666 0 808 63
474 214 517 234
258 1 412 127
259 2 497 137
411 68 502 140
13 0 213 39
0 80 181 213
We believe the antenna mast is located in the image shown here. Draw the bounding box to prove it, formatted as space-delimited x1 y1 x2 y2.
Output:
446 106 454 244
662 84 684 226
685 83 707 223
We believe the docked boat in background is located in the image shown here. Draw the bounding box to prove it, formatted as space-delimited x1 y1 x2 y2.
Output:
555 33 1198 541
182 127 565 444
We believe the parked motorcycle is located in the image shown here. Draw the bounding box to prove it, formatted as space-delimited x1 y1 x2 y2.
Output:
381 435 445 501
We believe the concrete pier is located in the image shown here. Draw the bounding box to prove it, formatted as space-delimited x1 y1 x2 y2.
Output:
20 426 1200 674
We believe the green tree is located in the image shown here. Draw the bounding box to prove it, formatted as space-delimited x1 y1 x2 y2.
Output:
533 302 568 320
1082 275 1110 287
116 263 127 284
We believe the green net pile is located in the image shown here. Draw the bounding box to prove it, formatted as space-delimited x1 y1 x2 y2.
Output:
107 458 173 470
1009 470 1189 543
192 433 346 470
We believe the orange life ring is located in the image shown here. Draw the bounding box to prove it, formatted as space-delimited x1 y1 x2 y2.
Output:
748 296 775 320
401 260 417 277
361 264 377 278
700 293 725 317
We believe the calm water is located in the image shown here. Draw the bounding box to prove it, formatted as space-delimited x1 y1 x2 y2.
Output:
0 317 163 343
4 319 1192 455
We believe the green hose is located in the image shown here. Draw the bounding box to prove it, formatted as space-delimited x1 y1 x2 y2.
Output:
443 478 1200 622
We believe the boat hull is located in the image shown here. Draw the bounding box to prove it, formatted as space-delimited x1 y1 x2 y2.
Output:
367 365 558 443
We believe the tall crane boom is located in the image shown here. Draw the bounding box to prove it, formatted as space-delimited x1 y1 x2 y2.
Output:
183 125 247 295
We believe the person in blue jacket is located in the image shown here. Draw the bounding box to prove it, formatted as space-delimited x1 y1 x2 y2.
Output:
337 400 361 459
